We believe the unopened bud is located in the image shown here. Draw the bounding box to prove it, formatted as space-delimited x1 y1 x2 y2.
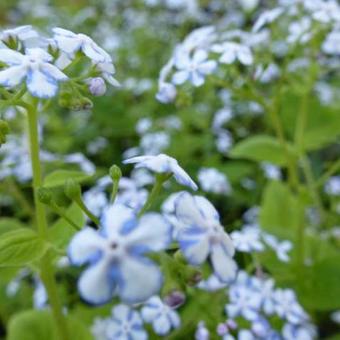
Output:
64 179 82 200
163 291 186 309
89 77 107 96
109 165 122 181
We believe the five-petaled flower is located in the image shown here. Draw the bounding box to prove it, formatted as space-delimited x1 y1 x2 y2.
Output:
68 204 172 305
0 48 67 98
172 49 217 87
175 192 237 282
123 154 198 191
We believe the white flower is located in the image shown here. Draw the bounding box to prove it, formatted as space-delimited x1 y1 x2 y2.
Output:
175 192 237 282
123 154 198 190
91 318 111 340
252 8 284 32
0 25 39 47
198 167 231 195
106 304 147 340
263 234 292 262
0 48 67 98
308 0 340 23
252 277 276 315
261 162 281 180
287 18 312 44
274 289 309 324
323 30 340 55
282 323 317 340
231 225 265 253
141 296 180 335
211 42 253 65
216 131 233 154
140 132 170 155
52 28 119 86
212 108 233 132
68 204 172 304
172 49 217 87
324 176 340 196
136 118 152 135
197 274 227 291
156 82 177 103
254 64 280 84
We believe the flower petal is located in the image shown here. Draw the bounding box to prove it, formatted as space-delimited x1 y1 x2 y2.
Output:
172 70 189 85
0 49 24 65
26 68 58 98
40 63 68 81
194 196 220 222
118 256 162 303
210 243 237 283
153 314 171 335
126 213 172 252
78 258 116 305
68 227 105 265
82 42 107 62
178 227 209 265
0 65 26 87
171 164 198 190
54 35 81 55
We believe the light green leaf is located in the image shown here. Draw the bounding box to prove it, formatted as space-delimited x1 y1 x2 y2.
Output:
229 135 296 166
0 218 26 235
43 170 92 188
7 310 93 340
48 203 85 249
260 181 302 240
0 228 47 267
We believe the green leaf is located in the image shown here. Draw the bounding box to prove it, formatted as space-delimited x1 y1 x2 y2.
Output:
0 218 26 235
229 135 296 166
260 181 302 240
7 310 55 340
7 310 93 340
43 170 92 188
48 203 85 249
298 255 340 310
0 228 47 267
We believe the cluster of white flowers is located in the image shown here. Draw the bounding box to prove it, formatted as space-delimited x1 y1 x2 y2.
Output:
0 25 119 99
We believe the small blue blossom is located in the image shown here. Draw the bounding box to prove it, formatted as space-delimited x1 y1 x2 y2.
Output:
68 204 172 304
172 49 217 87
106 304 147 340
141 295 181 335
0 47 67 98
211 42 253 65
195 321 210 340
0 25 39 47
123 154 198 191
231 225 265 253
175 192 237 282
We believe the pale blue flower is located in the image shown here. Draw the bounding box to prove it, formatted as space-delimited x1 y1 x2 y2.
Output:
141 295 180 335
198 167 231 195
68 204 172 304
106 304 147 340
52 28 119 86
0 25 39 47
172 49 217 87
156 82 177 103
175 192 237 282
282 323 316 340
0 47 67 98
231 225 265 253
211 42 253 65
195 321 210 340
252 8 284 32
263 234 292 262
123 154 198 191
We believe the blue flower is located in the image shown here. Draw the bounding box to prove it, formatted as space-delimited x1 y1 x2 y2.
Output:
175 192 237 282
172 49 217 87
106 304 147 340
141 295 180 335
123 154 198 191
0 48 67 98
68 204 172 305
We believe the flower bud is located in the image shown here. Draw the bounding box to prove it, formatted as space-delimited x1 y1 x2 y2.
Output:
64 179 82 200
88 77 107 96
109 165 122 181
163 291 186 309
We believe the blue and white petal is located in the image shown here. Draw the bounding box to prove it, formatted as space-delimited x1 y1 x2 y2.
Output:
78 258 116 305
68 227 105 265
171 163 198 190
0 65 27 87
194 196 220 222
126 213 172 252
178 227 210 265
0 48 25 65
210 243 237 283
26 68 58 98
40 63 68 81
118 256 163 303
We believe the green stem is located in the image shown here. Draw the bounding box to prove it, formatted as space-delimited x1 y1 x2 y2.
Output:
26 100 69 340
138 173 171 217
50 202 82 231
110 180 120 203
317 159 340 187
75 198 100 225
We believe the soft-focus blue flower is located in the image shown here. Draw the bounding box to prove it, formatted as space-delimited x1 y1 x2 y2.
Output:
156 82 177 103
68 204 172 304
123 154 198 191
0 25 39 47
282 323 316 340
231 225 264 253
106 304 147 340
263 234 292 263
198 167 231 195
172 49 217 87
175 192 237 282
141 295 180 335
252 8 284 32
195 321 210 340
0 47 67 98
211 42 253 65
273 289 309 325
52 28 119 86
